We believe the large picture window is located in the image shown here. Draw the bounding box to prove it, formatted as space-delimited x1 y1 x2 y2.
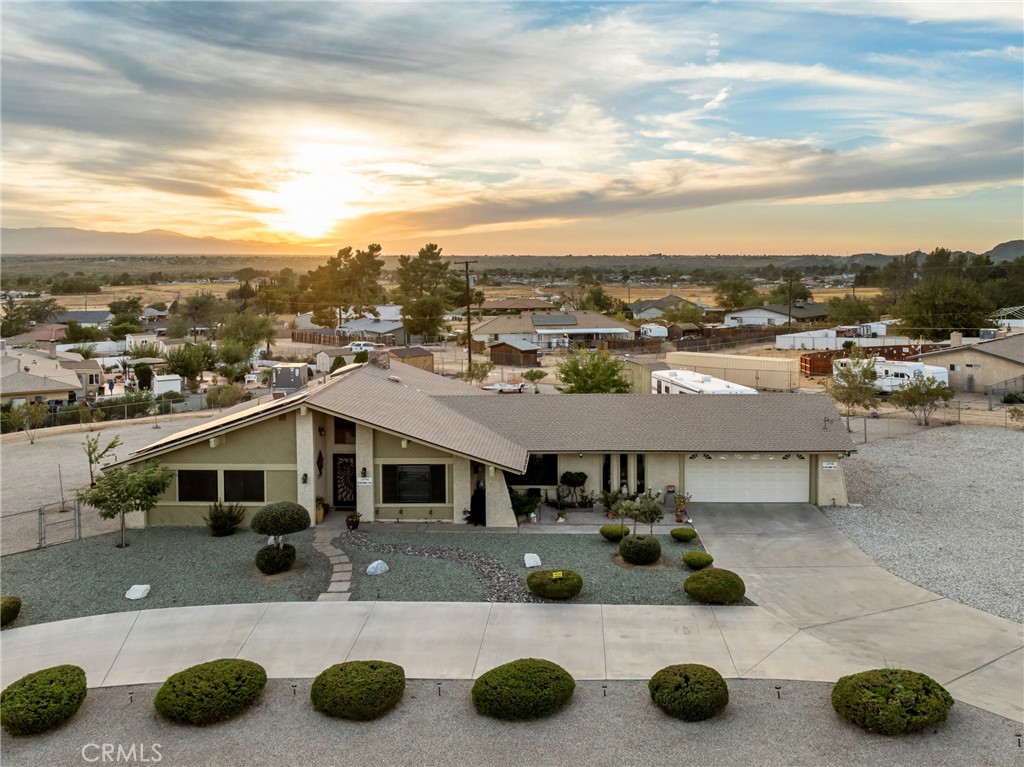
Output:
178 470 217 502
520 454 558 485
381 464 447 504
224 470 265 503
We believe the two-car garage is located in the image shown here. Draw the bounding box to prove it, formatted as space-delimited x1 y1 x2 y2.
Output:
684 453 810 503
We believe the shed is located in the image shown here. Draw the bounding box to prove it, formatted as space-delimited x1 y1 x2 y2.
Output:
487 339 540 367
388 347 435 372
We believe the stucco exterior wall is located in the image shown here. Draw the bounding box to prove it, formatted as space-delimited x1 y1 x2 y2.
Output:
484 469 517 528
814 453 849 506
913 350 1022 391
156 414 297 466
148 468 296 526
375 431 449 460
646 453 681 498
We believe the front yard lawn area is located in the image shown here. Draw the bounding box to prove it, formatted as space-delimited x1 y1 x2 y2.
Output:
0 527 330 628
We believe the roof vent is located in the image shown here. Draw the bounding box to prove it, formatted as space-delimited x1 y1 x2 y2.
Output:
388 375 401 383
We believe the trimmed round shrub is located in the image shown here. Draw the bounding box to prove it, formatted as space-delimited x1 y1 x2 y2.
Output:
683 551 714 570
255 544 296 575
831 668 954 735
472 658 575 720
619 534 662 565
527 570 584 600
649 663 729 721
311 661 406 721
599 524 631 543
670 527 697 542
0 665 87 736
684 568 746 604
154 659 266 725
251 501 311 538
1 596 22 627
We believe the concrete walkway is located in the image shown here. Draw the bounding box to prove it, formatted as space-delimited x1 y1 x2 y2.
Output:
2 504 1021 724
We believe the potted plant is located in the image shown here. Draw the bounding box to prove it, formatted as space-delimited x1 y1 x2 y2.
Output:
674 492 692 524
555 508 567 524
345 511 361 531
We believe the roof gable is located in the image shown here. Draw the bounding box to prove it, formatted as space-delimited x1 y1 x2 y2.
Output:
908 335 1024 365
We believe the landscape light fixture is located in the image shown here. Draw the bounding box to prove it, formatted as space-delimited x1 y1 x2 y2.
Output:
301 473 308 484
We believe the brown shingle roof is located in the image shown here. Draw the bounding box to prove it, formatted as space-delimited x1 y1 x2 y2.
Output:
908 335 1024 365
442 393 855 454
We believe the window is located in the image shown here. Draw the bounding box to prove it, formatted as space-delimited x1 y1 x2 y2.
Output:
224 470 264 503
334 418 356 445
636 454 645 493
966 363 981 369
949 364 960 372
381 464 447 504
178 470 217 502
520 454 558 485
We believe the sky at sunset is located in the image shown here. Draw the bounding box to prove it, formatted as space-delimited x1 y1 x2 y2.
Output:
2 1 1021 255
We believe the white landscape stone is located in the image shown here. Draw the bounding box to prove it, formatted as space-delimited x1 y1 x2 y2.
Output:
366 560 389 576
125 585 150 600
524 553 542 568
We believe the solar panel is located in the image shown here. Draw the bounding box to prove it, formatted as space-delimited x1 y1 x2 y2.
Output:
532 314 577 327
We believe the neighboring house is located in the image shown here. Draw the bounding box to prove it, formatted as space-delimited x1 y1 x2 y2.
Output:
53 310 113 328
2 343 102 401
3 323 68 345
388 347 434 372
315 347 352 374
125 333 165 353
114 361 854 530
471 311 635 349
487 339 540 367
723 301 828 327
341 317 411 345
629 294 704 320
906 334 1024 393
142 307 169 324
478 298 556 313
0 354 82 406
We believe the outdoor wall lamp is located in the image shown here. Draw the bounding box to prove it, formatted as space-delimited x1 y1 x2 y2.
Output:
301 473 308 484
578 452 583 458
361 467 367 478
317 426 326 436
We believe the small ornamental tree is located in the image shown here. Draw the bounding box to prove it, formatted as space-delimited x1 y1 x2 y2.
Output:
618 493 664 535
556 350 631 393
889 376 955 425
251 502 311 574
521 369 548 391
9 403 48 444
82 433 122 486
1008 406 1024 429
828 346 879 430
461 360 495 384
76 463 174 548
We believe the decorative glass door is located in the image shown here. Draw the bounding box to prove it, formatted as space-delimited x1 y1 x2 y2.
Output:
333 455 357 509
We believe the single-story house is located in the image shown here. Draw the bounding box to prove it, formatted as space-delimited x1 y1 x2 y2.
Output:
487 339 540 367
629 295 704 320
1 344 103 402
724 302 828 327
388 347 434 372
0 354 83 406
478 298 556 313
471 311 636 349
906 334 1024 393
114 361 855 530
4 323 68 345
53 310 114 328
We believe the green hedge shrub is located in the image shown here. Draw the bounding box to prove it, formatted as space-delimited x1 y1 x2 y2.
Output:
1 665 87 736
599 524 631 543
831 668 954 735
619 534 662 565
683 551 714 570
311 661 406 721
154 659 266 725
670 527 697 542
255 544 296 575
472 659 575 720
205 501 246 537
649 664 729 721
1 596 22 627
684 568 746 604
251 502 310 538
526 570 584 600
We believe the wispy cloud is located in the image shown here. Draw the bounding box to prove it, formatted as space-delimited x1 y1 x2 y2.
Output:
1 1 1020 253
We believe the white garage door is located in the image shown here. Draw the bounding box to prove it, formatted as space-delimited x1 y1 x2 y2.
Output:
686 454 809 502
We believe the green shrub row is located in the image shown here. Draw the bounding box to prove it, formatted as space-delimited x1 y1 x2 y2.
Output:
649 663 729 721
255 543 296 575
311 661 406 721
831 668 954 735
684 568 746 604
683 551 714 570
526 570 584 600
154 659 267 726
619 534 662 565
0 665 87 736
472 659 575 720
599 523 631 542
670 527 697 542
1 596 22 627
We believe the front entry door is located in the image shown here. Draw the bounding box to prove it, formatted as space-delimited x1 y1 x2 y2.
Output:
333 455 357 509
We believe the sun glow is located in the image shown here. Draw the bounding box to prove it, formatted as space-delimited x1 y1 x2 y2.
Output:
251 141 373 239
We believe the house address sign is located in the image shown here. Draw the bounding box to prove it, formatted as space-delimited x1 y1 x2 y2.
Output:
821 461 838 470
357 477 373 486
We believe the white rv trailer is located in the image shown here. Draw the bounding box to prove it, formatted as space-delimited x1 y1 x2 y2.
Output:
652 369 757 395
640 323 669 339
832 357 949 393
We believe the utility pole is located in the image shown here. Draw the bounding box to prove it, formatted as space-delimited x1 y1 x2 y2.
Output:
456 260 477 376
787 275 794 327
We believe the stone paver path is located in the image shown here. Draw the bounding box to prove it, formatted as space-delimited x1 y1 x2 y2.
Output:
312 516 351 602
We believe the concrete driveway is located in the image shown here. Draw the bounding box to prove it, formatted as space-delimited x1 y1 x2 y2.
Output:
692 502 1024 722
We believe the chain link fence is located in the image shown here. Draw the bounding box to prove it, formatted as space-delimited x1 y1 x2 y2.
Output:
1 499 116 557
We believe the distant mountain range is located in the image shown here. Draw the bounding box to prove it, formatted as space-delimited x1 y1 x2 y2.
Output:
0 227 331 256
1 227 1021 263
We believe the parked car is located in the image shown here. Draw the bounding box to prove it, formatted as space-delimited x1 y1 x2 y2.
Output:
342 342 384 352
481 382 526 393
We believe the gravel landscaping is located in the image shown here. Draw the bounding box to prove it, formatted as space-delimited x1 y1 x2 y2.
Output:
334 529 753 607
828 425 1024 624
0 527 331 627
2 678 1018 767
